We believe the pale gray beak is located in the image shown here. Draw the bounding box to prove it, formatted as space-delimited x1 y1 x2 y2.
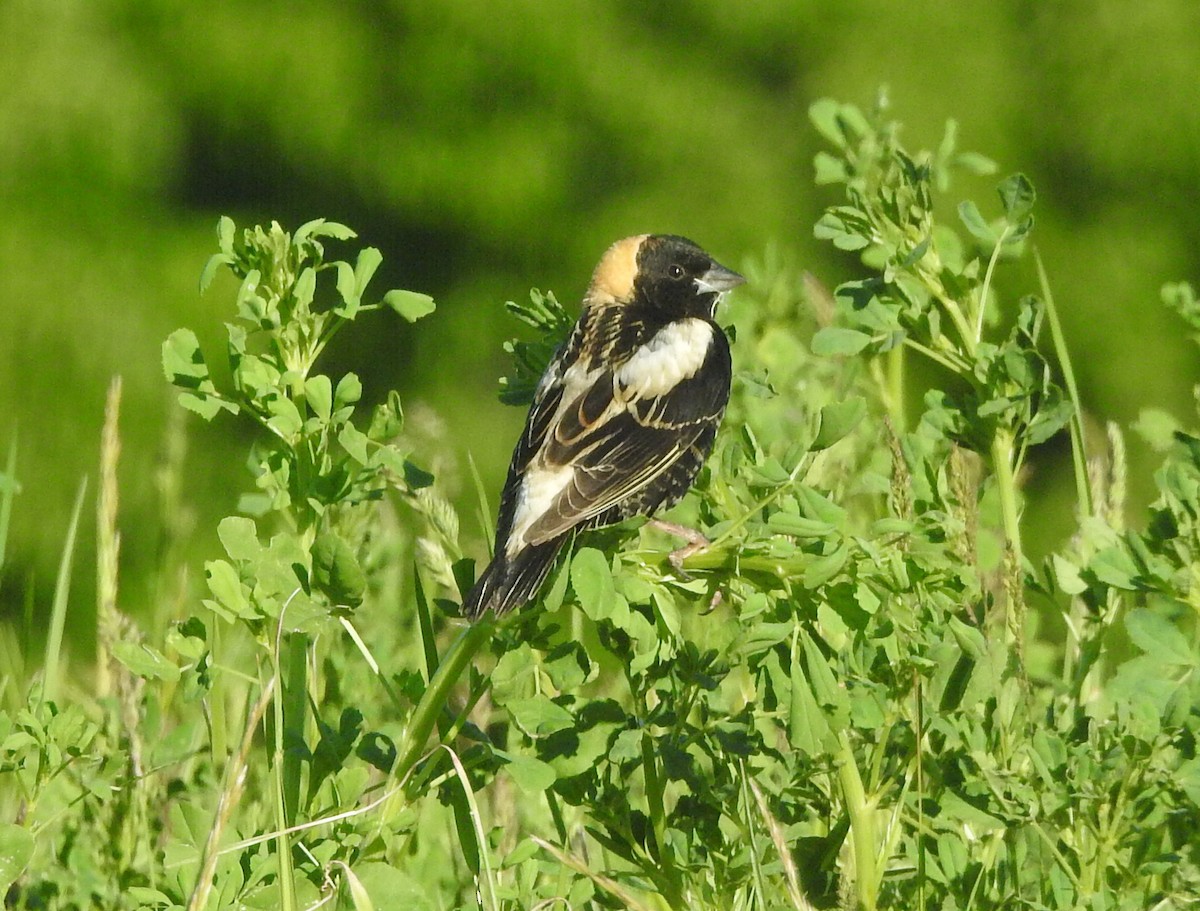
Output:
694 263 746 296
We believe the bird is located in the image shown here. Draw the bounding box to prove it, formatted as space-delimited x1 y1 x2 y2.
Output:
463 234 744 619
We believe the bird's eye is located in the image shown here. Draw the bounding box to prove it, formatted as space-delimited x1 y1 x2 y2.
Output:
668 264 685 280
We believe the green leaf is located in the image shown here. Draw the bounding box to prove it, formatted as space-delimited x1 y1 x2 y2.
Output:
1051 554 1087 595
814 212 871 251
384 289 436 322
809 98 868 150
113 641 181 682
812 397 866 451
335 373 363 410
789 637 832 755
218 516 260 562
402 460 435 489
162 328 209 382
767 513 834 539
353 865 433 911
571 547 616 620
947 616 987 660
1133 408 1181 453
1162 280 1200 331
808 98 846 148
998 173 1036 223
499 751 558 794
1088 546 1139 590
1126 609 1196 667
216 214 236 255
355 247 383 299
199 253 233 294
341 864 374 911
295 218 356 243
957 200 995 245
162 329 236 420
811 326 872 357
490 644 537 705
1177 758 1200 809
265 394 303 439
339 423 370 464
305 375 333 422
203 559 255 621
166 620 207 662
235 269 267 325
798 485 848 527
813 150 847 185
542 641 591 691
293 267 316 312
312 531 366 607
0 823 35 895
952 151 998 176
801 630 849 721
335 260 360 317
803 543 849 588
507 695 574 738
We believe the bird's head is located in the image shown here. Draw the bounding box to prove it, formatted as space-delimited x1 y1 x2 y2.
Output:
586 234 744 319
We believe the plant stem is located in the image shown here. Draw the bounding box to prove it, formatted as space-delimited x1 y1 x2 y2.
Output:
886 346 906 430
641 730 667 861
186 678 275 911
268 650 297 911
1036 250 1093 520
990 429 1026 663
395 616 495 784
836 729 878 911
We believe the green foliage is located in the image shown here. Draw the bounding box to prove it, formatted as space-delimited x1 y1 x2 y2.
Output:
498 289 574 407
3 99 1200 911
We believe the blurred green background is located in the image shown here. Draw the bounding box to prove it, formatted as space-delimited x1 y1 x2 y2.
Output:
2 1 1198 639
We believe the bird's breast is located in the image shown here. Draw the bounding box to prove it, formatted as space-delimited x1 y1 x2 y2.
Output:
614 318 715 399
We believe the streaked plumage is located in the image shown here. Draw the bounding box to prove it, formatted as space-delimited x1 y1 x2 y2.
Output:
464 234 743 618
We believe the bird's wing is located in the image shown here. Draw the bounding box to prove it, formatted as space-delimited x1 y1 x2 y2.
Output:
491 354 568 546
517 340 729 547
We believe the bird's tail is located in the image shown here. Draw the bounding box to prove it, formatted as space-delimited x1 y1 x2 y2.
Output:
462 537 566 619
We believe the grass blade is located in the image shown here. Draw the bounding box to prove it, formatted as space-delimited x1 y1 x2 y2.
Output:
1036 248 1093 520
413 565 440 678
748 775 817 911
96 377 122 700
0 431 17 588
442 745 499 911
43 476 88 704
531 837 658 911
467 452 495 556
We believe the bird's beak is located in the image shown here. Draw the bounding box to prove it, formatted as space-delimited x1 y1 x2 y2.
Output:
694 263 746 296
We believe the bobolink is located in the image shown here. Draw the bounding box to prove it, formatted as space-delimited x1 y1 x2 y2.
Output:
464 234 744 619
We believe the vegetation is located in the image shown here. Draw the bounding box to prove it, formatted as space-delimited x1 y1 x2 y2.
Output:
5 2 1200 626
2 97 1198 909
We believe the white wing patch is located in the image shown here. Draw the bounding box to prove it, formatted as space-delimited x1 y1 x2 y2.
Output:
506 463 576 557
506 359 603 554
615 319 713 398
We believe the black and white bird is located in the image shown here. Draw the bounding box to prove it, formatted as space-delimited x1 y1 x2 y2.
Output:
463 234 744 619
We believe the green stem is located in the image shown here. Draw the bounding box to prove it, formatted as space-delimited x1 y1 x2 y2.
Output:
888 348 902 432
281 634 308 824
991 430 1026 661
641 731 667 861
900 337 969 376
705 455 812 553
836 730 878 911
395 616 495 783
267 655 297 911
916 261 977 358
975 225 1012 345
1036 250 1093 520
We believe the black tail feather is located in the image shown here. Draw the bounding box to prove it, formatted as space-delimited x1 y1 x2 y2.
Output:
462 537 566 619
